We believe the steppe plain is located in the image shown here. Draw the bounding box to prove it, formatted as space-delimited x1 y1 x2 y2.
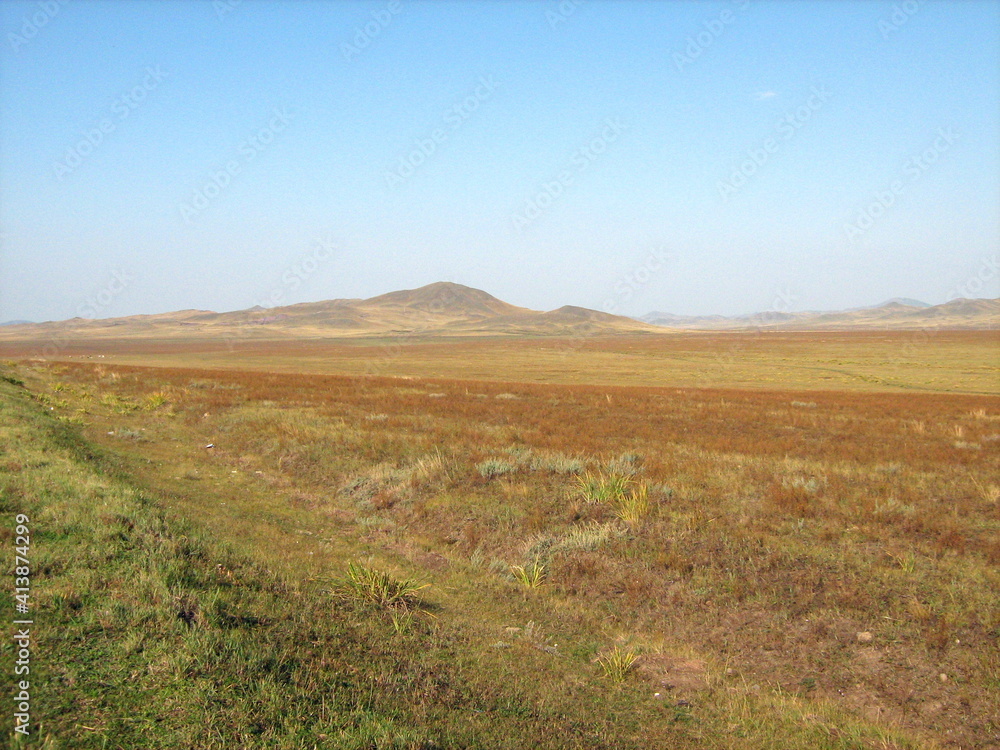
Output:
1 283 997 749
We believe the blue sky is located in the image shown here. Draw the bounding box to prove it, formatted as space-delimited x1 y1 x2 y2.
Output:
1 0 998 322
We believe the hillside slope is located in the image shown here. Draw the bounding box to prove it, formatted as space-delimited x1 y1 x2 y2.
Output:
0 282 657 341
642 297 999 330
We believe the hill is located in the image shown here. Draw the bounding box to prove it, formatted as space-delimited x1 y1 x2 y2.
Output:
363 280 529 318
642 298 999 330
0 282 659 341
3 287 996 344
873 297 931 309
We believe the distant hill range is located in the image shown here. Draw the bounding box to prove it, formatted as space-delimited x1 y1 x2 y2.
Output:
641 297 998 331
1 284 996 341
0 282 662 340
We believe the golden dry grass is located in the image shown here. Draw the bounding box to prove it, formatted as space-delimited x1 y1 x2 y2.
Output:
2 329 997 393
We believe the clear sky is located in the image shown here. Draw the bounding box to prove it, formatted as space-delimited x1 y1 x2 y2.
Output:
1 0 998 322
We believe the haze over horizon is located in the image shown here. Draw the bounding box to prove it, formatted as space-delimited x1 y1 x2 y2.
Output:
2 1 998 323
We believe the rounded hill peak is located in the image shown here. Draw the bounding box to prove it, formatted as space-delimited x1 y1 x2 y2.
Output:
363 282 528 318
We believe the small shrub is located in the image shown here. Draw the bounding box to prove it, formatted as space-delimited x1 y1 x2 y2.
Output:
530 452 585 474
524 535 558 560
558 521 622 553
504 445 535 464
785 475 823 495
606 452 641 476
649 482 674 499
550 456 585 474
356 515 395 529
477 458 517 479
596 646 639 682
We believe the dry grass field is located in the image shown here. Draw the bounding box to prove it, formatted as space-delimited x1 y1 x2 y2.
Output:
2 332 998 747
1 329 997 394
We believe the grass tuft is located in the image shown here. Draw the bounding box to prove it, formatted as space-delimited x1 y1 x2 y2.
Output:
336 562 428 610
510 559 547 588
143 391 169 409
575 470 632 504
614 481 652 525
575 471 654 524
972 477 1000 504
596 646 639 682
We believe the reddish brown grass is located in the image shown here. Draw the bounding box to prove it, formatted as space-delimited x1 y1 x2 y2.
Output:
11 356 1000 748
